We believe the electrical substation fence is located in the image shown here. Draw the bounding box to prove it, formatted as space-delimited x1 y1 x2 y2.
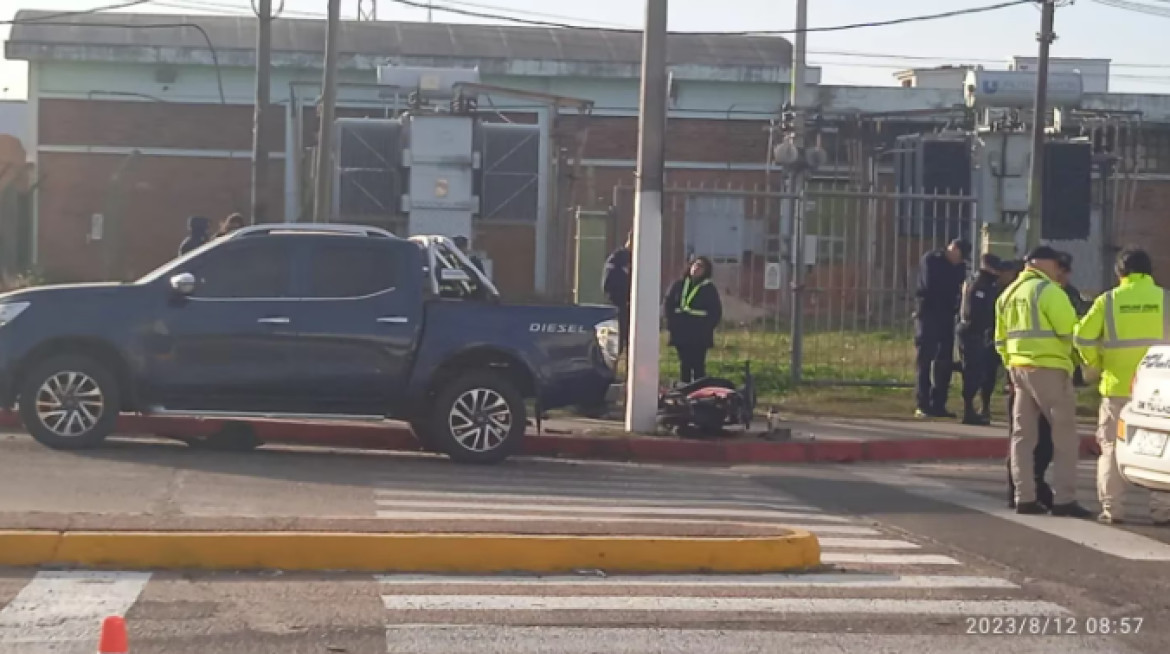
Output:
611 182 977 392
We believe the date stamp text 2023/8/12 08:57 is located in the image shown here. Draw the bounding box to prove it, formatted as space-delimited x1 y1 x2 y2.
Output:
965 616 1145 636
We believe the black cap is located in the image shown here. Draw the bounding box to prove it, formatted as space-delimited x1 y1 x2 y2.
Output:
949 239 972 262
1056 251 1073 271
980 253 1003 272
1026 245 1061 262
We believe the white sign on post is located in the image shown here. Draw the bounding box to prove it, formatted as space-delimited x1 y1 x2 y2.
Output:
803 234 819 266
764 262 782 290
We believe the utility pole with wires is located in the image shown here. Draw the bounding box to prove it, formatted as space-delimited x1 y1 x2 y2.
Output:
624 0 668 434
1025 0 1057 248
312 0 341 223
250 0 274 224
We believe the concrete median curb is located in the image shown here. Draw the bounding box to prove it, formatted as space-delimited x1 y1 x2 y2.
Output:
0 411 1098 464
0 529 821 574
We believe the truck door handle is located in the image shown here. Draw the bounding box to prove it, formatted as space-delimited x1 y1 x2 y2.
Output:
257 317 290 325
377 316 408 324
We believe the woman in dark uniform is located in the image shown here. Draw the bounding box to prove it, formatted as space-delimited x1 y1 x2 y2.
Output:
663 256 723 383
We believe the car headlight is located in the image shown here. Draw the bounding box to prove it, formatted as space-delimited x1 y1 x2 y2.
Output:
594 319 621 368
0 302 29 326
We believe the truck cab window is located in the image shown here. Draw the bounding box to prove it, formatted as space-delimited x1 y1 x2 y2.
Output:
306 240 398 298
190 241 293 299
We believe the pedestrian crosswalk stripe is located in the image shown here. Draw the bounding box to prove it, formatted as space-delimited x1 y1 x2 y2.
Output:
375 573 1018 589
816 537 921 550
373 486 807 505
372 511 834 528
380 595 1068 615
371 499 846 522
0 572 150 646
763 524 882 535
373 488 815 511
821 552 961 565
852 467 1170 562
383 626 1125 654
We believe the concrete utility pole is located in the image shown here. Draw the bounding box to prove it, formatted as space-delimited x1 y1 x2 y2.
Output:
312 0 341 223
788 0 808 383
250 0 273 224
1025 0 1056 249
624 0 668 434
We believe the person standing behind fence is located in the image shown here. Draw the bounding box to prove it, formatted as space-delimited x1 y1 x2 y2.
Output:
664 256 722 383
1074 247 1170 526
216 213 246 238
178 215 210 256
914 238 971 419
996 245 1093 518
602 231 633 355
958 253 1007 425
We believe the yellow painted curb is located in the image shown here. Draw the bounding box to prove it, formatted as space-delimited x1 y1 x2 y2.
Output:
0 532 61 567
0 530 820 574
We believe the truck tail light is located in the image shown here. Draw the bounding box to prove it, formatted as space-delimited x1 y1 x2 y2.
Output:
594 319 621 369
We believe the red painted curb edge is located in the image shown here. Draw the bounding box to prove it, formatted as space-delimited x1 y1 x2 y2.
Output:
0 412 1098 464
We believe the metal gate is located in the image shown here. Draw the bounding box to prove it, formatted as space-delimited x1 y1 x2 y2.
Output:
611 182 977 391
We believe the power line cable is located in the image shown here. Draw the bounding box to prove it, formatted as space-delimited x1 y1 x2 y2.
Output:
1091 0 1170 16
388 0 1034 35
4 0 154 23
3 10 227 104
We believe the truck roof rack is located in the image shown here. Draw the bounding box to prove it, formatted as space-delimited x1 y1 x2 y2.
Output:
228 224 397 239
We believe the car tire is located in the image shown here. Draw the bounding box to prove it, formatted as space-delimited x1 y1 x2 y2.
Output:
430 370 527 464
19 354 120 450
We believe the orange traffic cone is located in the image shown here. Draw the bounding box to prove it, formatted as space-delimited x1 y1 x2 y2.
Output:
98 616 128 653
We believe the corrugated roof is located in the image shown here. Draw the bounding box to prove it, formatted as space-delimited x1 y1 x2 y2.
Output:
7 11 792 68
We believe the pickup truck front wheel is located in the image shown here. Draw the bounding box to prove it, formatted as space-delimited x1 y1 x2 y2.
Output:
430 371 526 464
18 354 120 450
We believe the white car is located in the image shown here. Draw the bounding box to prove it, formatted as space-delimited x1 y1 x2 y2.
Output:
1118 347 1170 492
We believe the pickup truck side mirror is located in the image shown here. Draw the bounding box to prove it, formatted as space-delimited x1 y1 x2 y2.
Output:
170 272 197 296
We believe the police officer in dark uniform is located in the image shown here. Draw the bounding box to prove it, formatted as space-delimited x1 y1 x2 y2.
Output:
958 253 1007 425
914 238 971 419
602 231 634 355
1056 251 1090 387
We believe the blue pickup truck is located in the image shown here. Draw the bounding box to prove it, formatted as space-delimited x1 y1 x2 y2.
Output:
0 224 619 464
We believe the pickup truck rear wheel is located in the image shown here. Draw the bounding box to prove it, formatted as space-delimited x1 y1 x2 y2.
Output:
430 371 526 464
18 354 120 450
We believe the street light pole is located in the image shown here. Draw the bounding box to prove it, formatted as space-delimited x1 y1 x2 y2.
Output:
624 0 668 434
1025 0 1056 249
312 0 341 223
789 0 808 384
250 0 273 224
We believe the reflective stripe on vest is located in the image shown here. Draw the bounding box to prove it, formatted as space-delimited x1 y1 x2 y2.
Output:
677 279 710 317
1075 288 1170 350
1004 279 1069 341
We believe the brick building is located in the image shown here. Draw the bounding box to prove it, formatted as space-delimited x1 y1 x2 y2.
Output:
4 10 821 298
6 10 1170 301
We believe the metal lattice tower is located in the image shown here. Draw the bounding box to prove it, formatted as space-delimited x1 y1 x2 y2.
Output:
357 0 377 21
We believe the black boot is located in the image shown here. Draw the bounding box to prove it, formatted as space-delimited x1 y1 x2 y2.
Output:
1016 501 1047 515
1036 483 1055 511
1051 502 1094 519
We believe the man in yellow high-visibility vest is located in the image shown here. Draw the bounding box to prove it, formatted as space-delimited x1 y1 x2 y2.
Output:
996 245 1093 517
1075 248 1170 526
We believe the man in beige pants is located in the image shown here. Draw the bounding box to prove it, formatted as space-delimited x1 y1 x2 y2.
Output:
1075 248 1170 525
995 246 1093 517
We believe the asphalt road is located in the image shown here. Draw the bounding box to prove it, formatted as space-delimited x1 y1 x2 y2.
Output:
0 432 1167 653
